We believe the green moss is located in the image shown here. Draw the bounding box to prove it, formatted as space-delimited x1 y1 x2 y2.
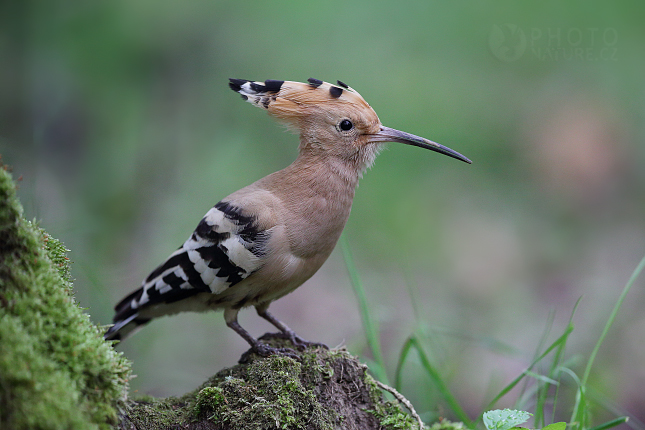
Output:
194 386 226 418
379 410 419 430
0 166 131 430
363 373 420 429
121 396 188 429
191 354 334 430
124 336 430 429
429 419 468 430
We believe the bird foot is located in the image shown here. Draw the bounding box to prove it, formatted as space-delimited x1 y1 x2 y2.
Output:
238 338 300 363
255 341 300 359
259 331 328 351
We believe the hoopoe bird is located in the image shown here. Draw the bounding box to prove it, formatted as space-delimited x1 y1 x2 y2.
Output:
105 78 471 357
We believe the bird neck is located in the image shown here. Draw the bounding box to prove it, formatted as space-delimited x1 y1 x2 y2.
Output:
295 135 382 184
290 148 362 192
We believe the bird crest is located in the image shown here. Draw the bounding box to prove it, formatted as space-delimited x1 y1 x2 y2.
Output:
228 78 378 127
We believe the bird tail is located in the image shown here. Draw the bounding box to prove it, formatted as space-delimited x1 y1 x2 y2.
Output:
104 313 149 341
104 287 150 341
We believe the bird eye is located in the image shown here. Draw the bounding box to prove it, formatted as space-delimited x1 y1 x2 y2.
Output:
339 119 354 131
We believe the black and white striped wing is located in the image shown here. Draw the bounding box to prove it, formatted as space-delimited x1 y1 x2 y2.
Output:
105 201 268 340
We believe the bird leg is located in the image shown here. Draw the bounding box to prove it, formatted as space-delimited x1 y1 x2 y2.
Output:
224 308 299 360
255 305 328 351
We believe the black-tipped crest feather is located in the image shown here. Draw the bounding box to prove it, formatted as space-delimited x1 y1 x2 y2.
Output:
307 78 323 88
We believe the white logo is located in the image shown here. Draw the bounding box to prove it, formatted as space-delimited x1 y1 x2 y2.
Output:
489 24 527 62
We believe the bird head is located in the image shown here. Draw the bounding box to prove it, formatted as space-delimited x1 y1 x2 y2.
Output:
229 78 471 172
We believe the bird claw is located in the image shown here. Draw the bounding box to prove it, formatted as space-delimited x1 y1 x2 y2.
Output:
255 343 300 360
238 339 301 363
259 331 328 351
290 335 329 351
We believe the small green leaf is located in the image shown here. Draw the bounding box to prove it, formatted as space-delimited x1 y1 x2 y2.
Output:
542 422 566 430
483 409 532 430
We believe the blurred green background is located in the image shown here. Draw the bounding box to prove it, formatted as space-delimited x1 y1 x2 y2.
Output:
2 0 644 425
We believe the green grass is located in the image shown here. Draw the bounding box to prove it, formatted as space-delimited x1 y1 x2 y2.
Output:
569 255 645 430
395 334 473 427
341 234 389 385
341 235 645 430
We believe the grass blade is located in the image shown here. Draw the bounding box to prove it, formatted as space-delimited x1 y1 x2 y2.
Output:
581 255 645 386
587 417 630 430
400 335 473 427
535 298 582 427
395 336 415 392
340 234 389 384
483 320 575 414
570 254 645 430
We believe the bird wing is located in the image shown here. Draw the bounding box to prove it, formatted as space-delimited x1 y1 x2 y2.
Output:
105 200 269 340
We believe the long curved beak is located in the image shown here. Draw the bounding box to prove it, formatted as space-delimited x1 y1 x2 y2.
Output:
370 126 471 164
